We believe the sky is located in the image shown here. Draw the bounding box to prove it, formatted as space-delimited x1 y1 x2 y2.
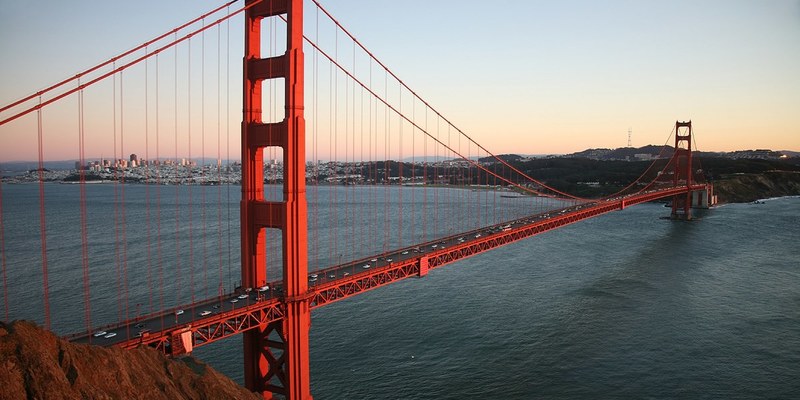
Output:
1 0 798 162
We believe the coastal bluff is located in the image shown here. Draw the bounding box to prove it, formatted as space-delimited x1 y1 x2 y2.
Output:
0 320 259 400
713 170 800 203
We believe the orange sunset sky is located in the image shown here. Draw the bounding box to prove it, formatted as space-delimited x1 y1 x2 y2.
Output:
1 0 798 162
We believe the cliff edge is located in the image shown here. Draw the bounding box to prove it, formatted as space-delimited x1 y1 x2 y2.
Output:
0 320 259 400
712 170 800 203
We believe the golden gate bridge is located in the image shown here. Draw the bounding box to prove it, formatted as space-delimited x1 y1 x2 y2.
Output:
0 0 713 398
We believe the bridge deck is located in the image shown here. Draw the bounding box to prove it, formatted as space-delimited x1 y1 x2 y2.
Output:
68 184 708 355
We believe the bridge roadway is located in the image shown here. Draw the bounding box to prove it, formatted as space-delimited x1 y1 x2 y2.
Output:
68 184 708 356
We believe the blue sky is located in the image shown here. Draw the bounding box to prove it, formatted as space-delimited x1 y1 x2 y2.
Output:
1 0 798 160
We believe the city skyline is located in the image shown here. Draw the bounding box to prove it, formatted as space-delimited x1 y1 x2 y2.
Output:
1 0 798 162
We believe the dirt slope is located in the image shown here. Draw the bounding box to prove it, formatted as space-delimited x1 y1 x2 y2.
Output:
0 320 259 400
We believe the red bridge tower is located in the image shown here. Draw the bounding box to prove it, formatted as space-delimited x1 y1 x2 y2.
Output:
241 0 311 398
671 120 693 220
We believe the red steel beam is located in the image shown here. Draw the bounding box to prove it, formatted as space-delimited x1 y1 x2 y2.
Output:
305 185 710 308
116 299 284 353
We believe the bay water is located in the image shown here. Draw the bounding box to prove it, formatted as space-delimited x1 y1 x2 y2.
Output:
1 183 798 398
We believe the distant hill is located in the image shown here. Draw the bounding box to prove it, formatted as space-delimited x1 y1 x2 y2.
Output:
567 145 668 160
477 154 528 163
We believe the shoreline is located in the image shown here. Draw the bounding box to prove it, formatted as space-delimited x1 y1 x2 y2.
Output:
5 180 799 205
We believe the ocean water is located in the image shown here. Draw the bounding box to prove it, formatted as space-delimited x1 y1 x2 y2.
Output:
1 183 798 398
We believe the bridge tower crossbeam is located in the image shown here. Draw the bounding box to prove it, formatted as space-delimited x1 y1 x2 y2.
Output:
241 0 311 398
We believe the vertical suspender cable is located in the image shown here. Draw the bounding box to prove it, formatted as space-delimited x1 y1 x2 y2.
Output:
78 86 92 338
351 41 356 261
36 99 50 330
397 83 402 248
187 37 196 304
145 49 154 315
359 69 365 258
112 69 123 323
383 70 389 254
368 58 374 256
201 22 209 299
174 33 182 307
311 5 319 272
216 22 224 297
410 96 415 245
341 41 348 262
0 179 7 321
225 4 233 291
433 116 439 237
120 71 131 335
422 106 427 243
328 58 334 267
333 29 339 265
156 53 165 329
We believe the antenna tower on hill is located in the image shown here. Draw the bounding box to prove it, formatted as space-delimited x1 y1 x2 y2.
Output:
627 128 632 147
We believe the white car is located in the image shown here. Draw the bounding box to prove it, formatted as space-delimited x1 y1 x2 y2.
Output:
362 264 371 269
92 331 107 337
257 285 269 292
237 294 249 299
103 332 117 339
230 298 239 303
199 310 212 316
175 309 184 316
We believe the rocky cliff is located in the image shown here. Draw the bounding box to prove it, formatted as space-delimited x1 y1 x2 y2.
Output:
0 320 259 400
712 171 800 203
